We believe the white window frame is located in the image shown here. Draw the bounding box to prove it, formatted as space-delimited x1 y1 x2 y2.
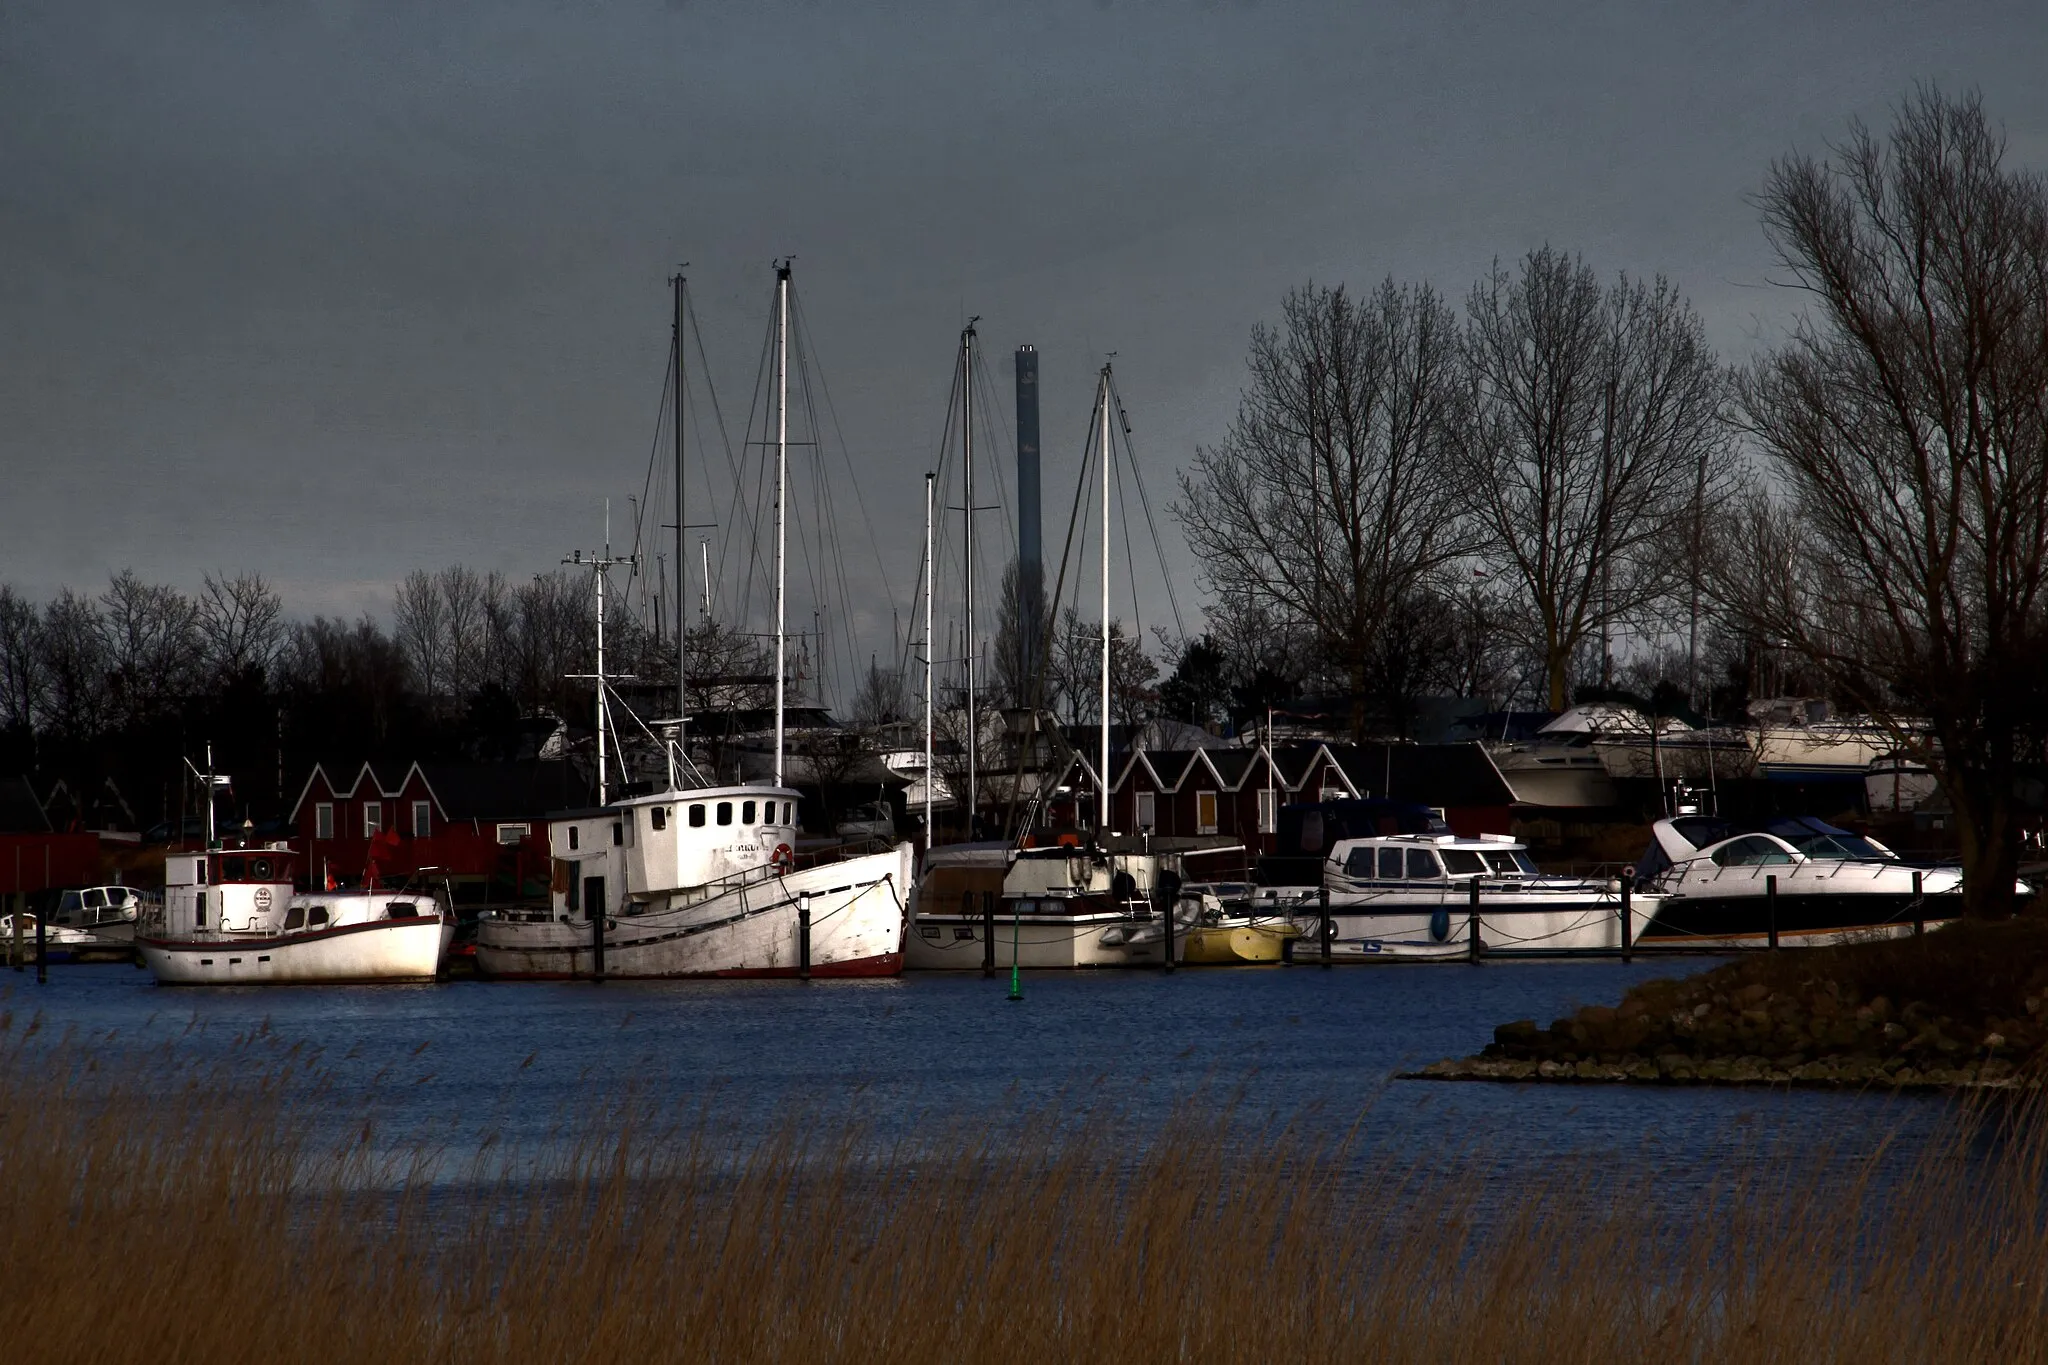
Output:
315 802 334 840
1135 790 1157 831
412 800 431 838
1257 789 1277 835
1320 785 1347 802
495 822 530 846
1196 790 1219 836
362 802 382 838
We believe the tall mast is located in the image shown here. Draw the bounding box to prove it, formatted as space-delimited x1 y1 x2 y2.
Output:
563 509 635 808
961 320 978 833
774 262 790 787
672 269 688 751
924 472 935 851
1098 365 1112 835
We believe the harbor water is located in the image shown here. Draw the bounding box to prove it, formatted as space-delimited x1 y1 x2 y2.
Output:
4 958 1967 1198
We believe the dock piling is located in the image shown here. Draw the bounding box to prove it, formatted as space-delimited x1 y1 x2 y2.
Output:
798 892 812 980
35 902 47 984
1467 877 1481 965
1620 877 1633 963
1766 874 1779 951
1912 870 1924 936
982 891 995 977
1319 886 1332 967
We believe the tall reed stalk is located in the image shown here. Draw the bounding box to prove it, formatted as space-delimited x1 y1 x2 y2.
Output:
2 1009 2042 1362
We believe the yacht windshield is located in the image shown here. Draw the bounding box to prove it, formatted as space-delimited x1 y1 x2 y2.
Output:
1441 849 1487 875
1787 831 1892 861
1484 851 1540 875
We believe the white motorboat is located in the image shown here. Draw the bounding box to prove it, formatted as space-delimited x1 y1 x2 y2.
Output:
906 841 1183 970
1265 831 1651 960
137 844 454 984
0 912 106 963
48 884 155 952
475 788 910 979
1630 815 1981 948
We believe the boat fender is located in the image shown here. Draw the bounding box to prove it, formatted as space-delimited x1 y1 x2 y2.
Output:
1429 908 1451 942
1111 871 1139 904
1322 917 1339 941
771 843 795 874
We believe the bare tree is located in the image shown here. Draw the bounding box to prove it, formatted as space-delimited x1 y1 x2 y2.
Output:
197 571 284 684
848 659 910 728
438 565 489 701
38 589 110 741
1721 88 2048 917
0 586 43 735
393 569 447 706
1460 247 1730 709
99 570 200 727
1176 279 1472 738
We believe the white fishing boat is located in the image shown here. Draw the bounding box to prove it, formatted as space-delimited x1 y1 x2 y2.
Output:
1267 831 1651 960
136 843 453 984
474 264 911 980
1629 814 1978 948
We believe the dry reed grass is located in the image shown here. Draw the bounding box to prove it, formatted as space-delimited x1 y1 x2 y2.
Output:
3 1007 2046 1363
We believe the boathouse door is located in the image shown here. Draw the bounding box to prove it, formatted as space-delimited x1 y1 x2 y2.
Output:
582 875 606 920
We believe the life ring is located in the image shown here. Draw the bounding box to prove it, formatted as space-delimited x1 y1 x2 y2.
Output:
771 843 795 874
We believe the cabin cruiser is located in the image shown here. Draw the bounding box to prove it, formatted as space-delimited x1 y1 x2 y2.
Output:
475 787 911 978
1629 815 1973 948
48 884 155 952
136 844 454 984
1261 831 1649 960
906 839 1185 969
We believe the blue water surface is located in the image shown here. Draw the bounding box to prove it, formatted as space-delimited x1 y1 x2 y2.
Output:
2 957 1961 1195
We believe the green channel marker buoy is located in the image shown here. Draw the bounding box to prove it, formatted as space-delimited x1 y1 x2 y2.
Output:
1007 905 1023 1001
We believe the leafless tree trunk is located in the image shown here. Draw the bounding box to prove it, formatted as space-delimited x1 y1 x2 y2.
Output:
1460 247 1730 710
38 589 111 741
99 570 201 727
1174 279 1472 739
0 587 44 735
438 565 488 701
1723 87 2048 918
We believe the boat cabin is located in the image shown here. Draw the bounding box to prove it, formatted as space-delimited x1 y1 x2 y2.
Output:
547 786 803 919
52 885 151 930
159 846 298 938
1326 835 1541 888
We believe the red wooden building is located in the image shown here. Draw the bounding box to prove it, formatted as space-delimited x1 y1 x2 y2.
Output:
1107 742 1517 855
287 760 590 903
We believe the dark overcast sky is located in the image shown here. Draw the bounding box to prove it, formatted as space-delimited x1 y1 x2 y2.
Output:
7 1 2047 665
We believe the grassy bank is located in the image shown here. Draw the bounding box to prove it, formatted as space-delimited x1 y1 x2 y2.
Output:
4 1010 2048 1361
1418 920 2048 1088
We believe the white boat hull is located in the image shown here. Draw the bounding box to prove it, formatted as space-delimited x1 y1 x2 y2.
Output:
138 918 454 984
905 910 1178 969
474 843 911 979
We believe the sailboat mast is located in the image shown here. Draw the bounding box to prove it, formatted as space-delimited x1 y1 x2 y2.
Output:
774 262 790 787
1098 366 1111 834
924 471 935 852
961 321 977 832
684 268 700 749
597 505 611 807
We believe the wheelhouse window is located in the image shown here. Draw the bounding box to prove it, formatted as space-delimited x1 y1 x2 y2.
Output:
1136 791 1157 831
568 826 580 851
1196 791 1218 836
743 800 757 824
315 802 334 840
1378 847 1403 879
363 802 382 838
782 801 795 825
689 804 706 827
717 802 733 826
307 906 330 927
612 822 623 847
1406 848 1442 879
1257 789 1277 835
193 858 208 885
651 807 668 832
1344 847 1376 878
412 801 431 838
1441 849 1487 876
222 856 246 881
284 906 306 931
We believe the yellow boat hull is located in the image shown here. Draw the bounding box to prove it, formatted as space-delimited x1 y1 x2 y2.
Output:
1181 923 1300 965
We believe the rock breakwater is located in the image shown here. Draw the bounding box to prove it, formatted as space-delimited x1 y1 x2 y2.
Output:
1403 919 2048 1090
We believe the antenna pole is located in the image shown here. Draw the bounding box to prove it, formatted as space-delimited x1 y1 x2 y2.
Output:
924 472 935 851
1099 366 1112 835
774 262 790 787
